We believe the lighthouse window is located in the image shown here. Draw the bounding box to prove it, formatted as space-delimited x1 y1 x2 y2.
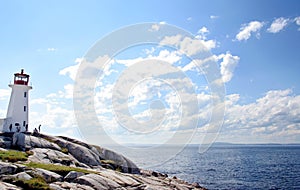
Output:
24 92 27 97
24 106 26 112
23 121 26 127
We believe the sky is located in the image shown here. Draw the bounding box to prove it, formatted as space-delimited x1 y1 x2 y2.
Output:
0 0 300 145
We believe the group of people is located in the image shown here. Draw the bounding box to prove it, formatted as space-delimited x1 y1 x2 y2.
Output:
33 125 41 134
8 123 41 133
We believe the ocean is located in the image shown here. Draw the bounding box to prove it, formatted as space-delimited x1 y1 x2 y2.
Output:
111 144 300 189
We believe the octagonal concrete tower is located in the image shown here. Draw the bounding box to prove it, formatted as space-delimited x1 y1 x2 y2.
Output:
4 69 32 132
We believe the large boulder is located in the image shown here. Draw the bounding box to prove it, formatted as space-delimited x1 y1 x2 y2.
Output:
12 132 25 151
0 182 21 190
47 137 102 166
50 181 95 190
98 169 140 187
74 173 122 190
28 148 80 167
0 161 18 175
92 146 140 174
64 171 84 182
32 168 63 183
0 136 12 149
25 135 61 151
38 135 140 174
12 172 32 181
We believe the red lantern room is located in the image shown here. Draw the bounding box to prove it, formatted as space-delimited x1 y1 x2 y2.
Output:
14 69 30 85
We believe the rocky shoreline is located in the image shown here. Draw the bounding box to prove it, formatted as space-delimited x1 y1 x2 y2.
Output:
0 133 206 190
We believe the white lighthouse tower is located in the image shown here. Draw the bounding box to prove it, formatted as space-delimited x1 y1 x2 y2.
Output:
2 69 32 132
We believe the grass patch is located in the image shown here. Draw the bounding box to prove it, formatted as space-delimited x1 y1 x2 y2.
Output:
3 175 50 190
101 159 116 165
61 147 68 154
25 162 97 176
0 150 29 162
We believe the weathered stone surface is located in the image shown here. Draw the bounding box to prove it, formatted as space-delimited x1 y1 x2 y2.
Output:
25 135 61 151
74 173 122 190
12 132 25 151
28 148 78 166
0 161 18 175
0 182 21 190
57 136 140 174
50 137 102 166
32 168 63 183
0 137 12 149
92 145 140 174
98 169 140 187
64 171 84 182
50 181 95 190
12 172 32 180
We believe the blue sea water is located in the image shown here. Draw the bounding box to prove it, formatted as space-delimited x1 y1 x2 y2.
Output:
113 144 300 189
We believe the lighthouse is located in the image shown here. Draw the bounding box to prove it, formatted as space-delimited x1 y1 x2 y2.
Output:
2 69 32 132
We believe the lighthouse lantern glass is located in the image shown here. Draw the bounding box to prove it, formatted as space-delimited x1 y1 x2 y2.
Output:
14 75 29 85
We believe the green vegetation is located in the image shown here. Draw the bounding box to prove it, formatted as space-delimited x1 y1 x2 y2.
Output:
101 159 123 172
0 149 29 162
101 159 116 165
25 162 97 176
61 147 68 154
3 175 50 190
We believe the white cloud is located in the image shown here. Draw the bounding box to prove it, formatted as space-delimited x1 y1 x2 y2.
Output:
59 58 82 80
219 52 240 83
47 48 57 52
149 22 166 32
294 17 300 31
197 26 209 39
117 49 181 67
210 15 219 19
181 52 239 83
202 39 216 50
295 17 300 25
187 17 192 21
222 89 300 143
236 21 264 41
267 17 289 33
160 35 216 56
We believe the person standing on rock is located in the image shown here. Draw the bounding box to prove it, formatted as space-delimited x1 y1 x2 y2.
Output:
38 124 41 132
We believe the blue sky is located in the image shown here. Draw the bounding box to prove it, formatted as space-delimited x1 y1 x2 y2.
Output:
0 0 300 145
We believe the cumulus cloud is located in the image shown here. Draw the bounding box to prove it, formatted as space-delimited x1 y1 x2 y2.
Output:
267 17 289 33
295 17 300 25
219 53 240 83
47 48 57 52
236 21 264 41
197 26 209 40
59 58 82 80
223 89 300 143
160 34 216 55
210 15 219 19
149 21 166 32
294 17 300 31
181 52 239 83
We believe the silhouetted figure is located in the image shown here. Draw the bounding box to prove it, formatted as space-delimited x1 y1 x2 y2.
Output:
33 127 39 136
38 124 41 132
25 124 28 132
